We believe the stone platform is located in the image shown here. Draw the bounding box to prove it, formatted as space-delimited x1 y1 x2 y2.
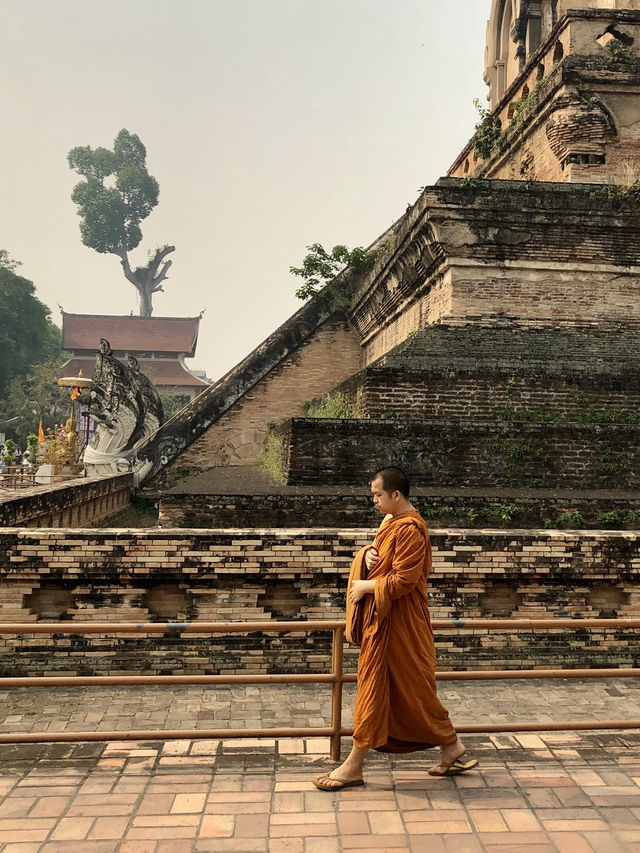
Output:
0 681 639 851
155 464 640 530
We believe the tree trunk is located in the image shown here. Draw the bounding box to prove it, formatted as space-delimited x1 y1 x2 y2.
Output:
139 286 154 317
116 246 175 318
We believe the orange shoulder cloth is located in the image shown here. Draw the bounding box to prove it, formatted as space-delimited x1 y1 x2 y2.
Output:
345 512 429 644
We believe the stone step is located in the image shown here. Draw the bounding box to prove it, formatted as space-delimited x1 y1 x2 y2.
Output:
326 323 640 423
154 466 640 529
277 417 640 489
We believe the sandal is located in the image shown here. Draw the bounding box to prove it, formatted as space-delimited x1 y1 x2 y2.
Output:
428 753 478 777
313 774 365 791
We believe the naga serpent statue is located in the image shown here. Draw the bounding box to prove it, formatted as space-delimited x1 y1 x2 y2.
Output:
82 339 164 477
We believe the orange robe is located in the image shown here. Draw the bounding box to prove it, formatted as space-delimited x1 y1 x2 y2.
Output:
349 510 457 753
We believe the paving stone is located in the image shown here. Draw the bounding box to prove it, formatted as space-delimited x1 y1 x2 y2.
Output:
0 684 638 849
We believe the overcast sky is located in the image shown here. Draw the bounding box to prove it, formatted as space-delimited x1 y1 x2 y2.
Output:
1 1 489 380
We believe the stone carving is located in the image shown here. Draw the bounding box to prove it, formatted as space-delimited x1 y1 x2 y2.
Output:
350 219 445 344
83 339 164 477
546 93 617 169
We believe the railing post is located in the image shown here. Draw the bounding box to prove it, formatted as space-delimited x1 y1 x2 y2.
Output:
330 626 344 761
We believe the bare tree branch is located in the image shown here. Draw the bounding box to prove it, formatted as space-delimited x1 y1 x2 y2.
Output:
116 251 142 291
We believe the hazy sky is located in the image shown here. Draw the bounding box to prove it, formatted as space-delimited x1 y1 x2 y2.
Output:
2 1 489 380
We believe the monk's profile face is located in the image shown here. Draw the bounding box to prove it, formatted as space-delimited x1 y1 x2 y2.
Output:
371 477 400 515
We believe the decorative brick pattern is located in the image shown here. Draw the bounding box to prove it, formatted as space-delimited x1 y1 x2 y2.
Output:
0 528 638 674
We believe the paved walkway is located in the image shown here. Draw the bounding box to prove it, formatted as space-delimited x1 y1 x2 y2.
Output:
0 681 639 851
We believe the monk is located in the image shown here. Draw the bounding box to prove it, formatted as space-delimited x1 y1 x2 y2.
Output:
313 466 477 790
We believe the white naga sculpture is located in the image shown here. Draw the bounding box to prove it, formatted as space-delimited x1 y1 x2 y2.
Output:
82 339 164 478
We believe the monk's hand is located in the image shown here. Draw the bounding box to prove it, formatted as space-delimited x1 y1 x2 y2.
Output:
364 546 379 571
349 579 372 604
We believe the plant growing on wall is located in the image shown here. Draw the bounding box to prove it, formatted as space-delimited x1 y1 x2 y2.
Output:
471 98 502 160
605 42 635 67
291 243 378 312
257 433 286 484
304 392 365 419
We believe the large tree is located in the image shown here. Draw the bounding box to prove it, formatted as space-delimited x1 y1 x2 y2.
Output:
0 358 69 442
68 129 174 317
0 257 61 395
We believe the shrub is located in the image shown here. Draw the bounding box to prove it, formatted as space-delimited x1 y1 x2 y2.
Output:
257 433 286 484
471 99 502 160
597 511 622 527
304 393 365 419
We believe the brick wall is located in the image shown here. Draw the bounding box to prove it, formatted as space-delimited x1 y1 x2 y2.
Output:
278 418 640 489
158 491 640 531
0 475 132 528
361 274 453 367
357 373 640 423
152 317 362 488
0 528 638 674
448 268 640 326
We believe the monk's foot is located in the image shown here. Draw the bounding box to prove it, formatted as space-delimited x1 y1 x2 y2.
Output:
313 760 364 789
428 738 467 776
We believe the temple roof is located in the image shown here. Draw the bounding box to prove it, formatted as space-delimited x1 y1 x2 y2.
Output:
61 313 201 356
61 356 208 388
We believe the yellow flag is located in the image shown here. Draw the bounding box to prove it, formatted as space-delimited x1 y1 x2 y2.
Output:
38 420 45 443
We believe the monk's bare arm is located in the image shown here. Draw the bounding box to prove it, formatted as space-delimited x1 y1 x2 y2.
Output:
376 526 426 602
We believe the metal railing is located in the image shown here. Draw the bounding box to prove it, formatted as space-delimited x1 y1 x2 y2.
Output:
0 467 84 491
0 467 37 490
0 617 639 760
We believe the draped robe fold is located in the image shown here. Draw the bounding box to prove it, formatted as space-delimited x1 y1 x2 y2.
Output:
347 510 457 753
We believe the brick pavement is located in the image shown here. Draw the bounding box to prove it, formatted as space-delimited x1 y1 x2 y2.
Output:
2 680 640 735
0 681 638 851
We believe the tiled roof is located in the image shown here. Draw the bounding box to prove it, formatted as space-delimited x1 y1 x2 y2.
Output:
62 313 201 356
60 357 209 388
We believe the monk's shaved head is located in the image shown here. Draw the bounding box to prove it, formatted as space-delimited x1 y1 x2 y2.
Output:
372 466 410 498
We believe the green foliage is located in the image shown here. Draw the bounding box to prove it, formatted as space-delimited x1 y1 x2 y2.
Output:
25 433 39 465
504 376 516 395
158 392 189 422
471 98 502 160
0 358 70 442
68 129 159 256
577 404 639 424
605 42 635 67
0 250 20 271
1 438 17 466
597 447 624 471
600 177 640 211
624 510 640 524
510 78 546 126
304 392 365 419
0 263 62 395
425 504 517 527
597 511 622 527
499 504 518 523
257 433 286 484
425 505 456 520
544 510 585 529
291 243 379 311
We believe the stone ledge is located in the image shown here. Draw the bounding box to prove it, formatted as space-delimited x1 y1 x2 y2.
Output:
0 473 133 528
